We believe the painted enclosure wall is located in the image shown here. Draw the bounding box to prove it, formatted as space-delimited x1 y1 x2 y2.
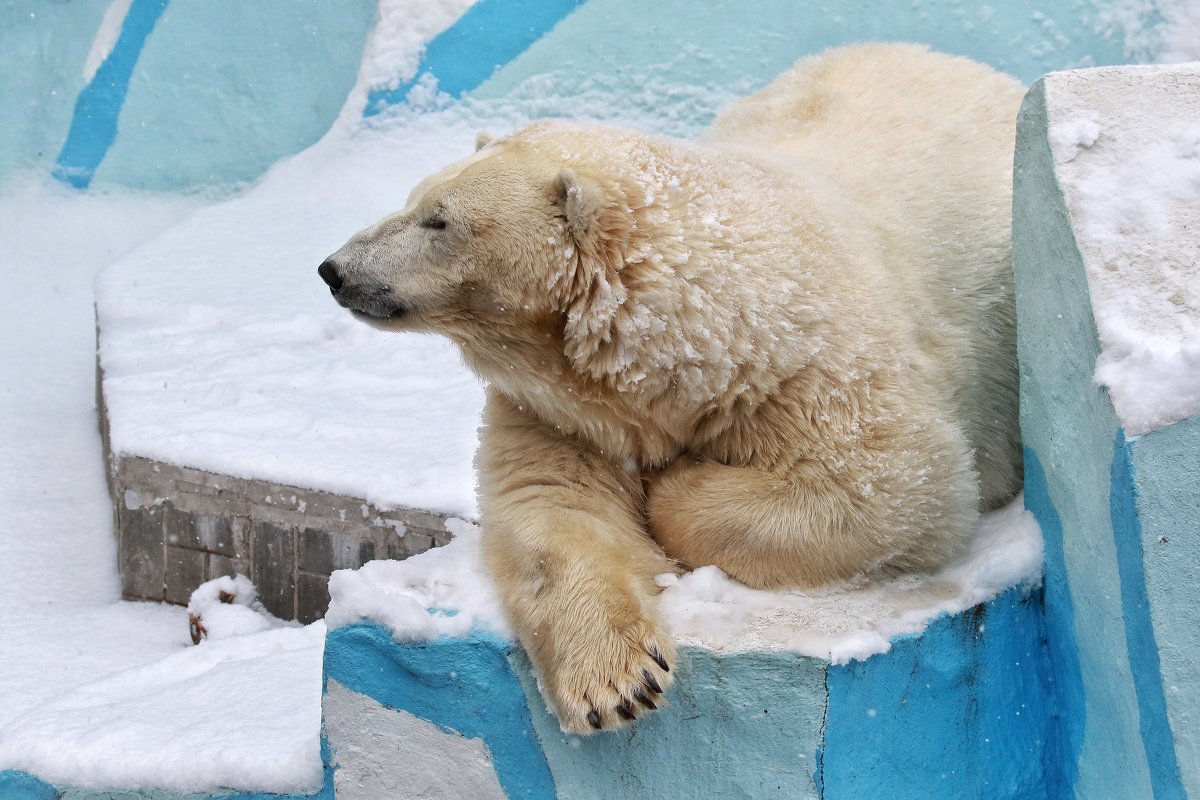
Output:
0 0 1174 191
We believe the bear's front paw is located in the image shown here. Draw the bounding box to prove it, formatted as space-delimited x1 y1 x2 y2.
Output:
537 611 675 734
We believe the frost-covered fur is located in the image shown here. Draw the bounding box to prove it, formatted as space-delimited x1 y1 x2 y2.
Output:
322 43 1025 734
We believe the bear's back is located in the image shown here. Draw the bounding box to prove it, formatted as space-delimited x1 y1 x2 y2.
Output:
708 43 1026 508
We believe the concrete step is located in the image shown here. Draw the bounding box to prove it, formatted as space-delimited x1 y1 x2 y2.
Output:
319 516 1049 800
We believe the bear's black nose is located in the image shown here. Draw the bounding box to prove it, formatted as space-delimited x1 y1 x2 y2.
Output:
318 259 343 291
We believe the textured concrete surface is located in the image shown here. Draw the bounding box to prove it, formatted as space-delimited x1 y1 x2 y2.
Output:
321 586 1047 800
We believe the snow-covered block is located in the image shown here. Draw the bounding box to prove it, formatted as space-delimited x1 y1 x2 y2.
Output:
93 131 491 619
321 505 1047 799
1013 63 1200 799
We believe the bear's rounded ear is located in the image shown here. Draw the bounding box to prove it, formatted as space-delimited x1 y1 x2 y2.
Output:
474 130 495 152
555 168 603 240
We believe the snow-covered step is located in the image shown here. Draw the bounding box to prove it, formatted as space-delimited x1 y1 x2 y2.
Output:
320 506 1047 799
1013 62 1200 800
92 118 493 622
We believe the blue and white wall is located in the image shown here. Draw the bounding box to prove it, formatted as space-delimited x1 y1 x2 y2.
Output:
322 585 1052 800
1014 64 1200 800
2 2 1197 798
0 0 1175 192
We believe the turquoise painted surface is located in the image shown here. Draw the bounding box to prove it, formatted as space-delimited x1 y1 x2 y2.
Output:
1013 78 1155 798
11 0 1171 189
508 646 826 799
0 0 114 180
320 590 1048 800
822 586 1051 800
90 0 376 190
470 0 1146 126
322 622 556 800
0 770 57 800
1128 416 1200 797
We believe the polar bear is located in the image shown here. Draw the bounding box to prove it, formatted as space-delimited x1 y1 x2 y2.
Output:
319 43 1025 734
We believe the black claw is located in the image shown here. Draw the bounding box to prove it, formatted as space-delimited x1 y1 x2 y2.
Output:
635 690 657 710
642 669 662 694
588 709 602 730
651 649 670 672
617 701 636 721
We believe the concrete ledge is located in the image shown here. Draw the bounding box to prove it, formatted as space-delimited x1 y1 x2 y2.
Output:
321 585 1050 799
95 298 458 622
1014 63 1200 798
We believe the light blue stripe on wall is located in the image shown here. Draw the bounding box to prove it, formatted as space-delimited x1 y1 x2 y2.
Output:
1013 76 1156 799
1130 414 1200 798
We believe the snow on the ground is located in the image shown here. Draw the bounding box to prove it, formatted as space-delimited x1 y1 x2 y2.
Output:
326 495 1044 664
188 574 299 642
0 178 324 794
3 0 1196 793
1047 62 1200 436
0 624 326 794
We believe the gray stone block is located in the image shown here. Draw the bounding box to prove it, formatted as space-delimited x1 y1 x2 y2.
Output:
404 531 435 557
357 538 376 566
163 502 204 550
298 527 335 574
100 341 459 620
384 534 406 561
296 572 332 625
207 553 251 581
252 520 296 620
229 515 252 559
118 501 164 601
164 546 207 605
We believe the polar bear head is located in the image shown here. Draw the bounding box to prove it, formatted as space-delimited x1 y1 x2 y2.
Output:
318 122 635 356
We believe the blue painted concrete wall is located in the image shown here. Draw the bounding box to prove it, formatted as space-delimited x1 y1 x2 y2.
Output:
0 0 1173 191
0 0 115 180
470 0 1142 125
321 587 1049 800
1014 74 1198 799
3 0 374 190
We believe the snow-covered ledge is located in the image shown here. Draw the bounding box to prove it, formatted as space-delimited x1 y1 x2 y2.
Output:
1014 62 1200 800
92 129 489 622
320 504 1046 799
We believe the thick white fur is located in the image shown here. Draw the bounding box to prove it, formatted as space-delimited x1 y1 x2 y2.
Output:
326 44 1026 734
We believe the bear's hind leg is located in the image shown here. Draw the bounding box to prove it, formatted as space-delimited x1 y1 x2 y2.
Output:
647 455 975 589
